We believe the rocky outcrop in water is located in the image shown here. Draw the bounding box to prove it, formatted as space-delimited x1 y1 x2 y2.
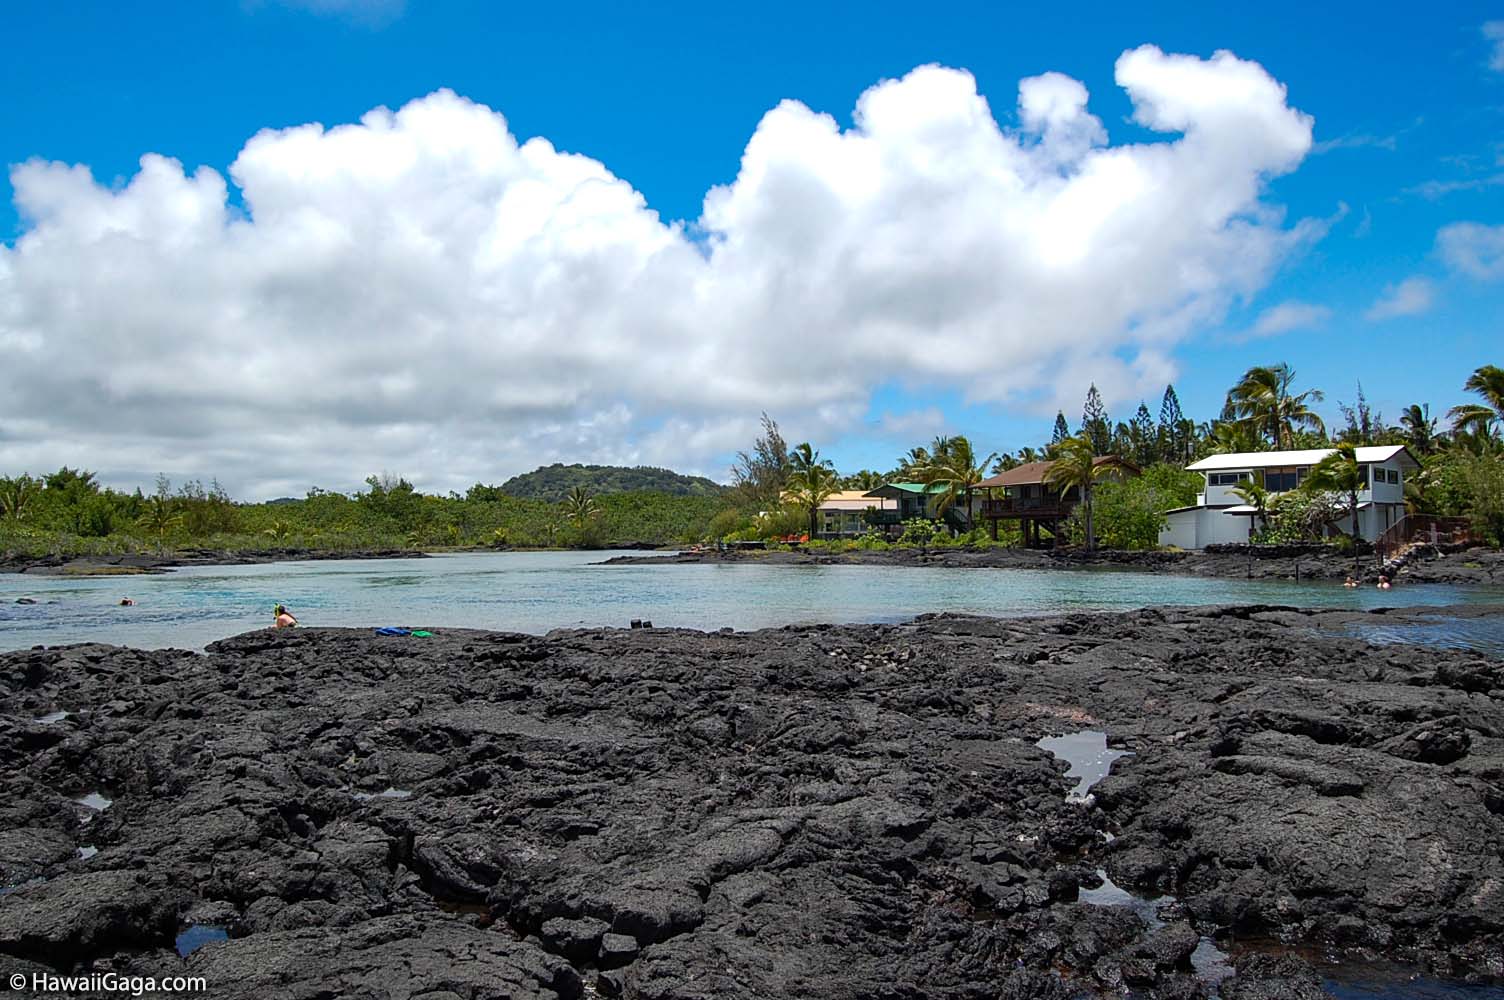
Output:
1395 546 1504 586
1 606 1502 998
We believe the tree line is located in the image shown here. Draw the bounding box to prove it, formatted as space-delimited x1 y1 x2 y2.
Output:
721 363 1504 550
0 469 725 558
4 364 1501 558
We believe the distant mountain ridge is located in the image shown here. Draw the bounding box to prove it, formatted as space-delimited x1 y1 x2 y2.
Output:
499 463 726 501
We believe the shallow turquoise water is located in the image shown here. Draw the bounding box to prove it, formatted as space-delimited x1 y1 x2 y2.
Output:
2 550 1502 651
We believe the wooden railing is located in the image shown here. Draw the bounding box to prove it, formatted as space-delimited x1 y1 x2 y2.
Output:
981 498 1073 518
1375 514 1473 561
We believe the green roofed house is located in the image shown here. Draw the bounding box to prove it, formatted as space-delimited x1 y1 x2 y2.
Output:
861 482 963 535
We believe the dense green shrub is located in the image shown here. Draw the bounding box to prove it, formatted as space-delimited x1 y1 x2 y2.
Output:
1460 454 1504 545
705 508 752 541
898 518 943 545
1067 463 1202 550
1260 490 1343 544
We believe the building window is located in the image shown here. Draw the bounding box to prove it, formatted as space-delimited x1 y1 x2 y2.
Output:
1208 472 1250 486
1264 468 1299 492
1358 466 1370 488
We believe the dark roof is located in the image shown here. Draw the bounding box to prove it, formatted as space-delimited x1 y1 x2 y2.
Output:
976 457 1139 490
862 482 950 499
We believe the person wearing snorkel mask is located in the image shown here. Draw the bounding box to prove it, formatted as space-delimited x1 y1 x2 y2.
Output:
273 603 298 628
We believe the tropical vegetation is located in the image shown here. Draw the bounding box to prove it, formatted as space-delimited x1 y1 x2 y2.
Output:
498 463 724 501
5 363 1504 560
0 470 726 558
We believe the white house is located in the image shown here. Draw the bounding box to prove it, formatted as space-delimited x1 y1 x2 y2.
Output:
1159 445 1421 549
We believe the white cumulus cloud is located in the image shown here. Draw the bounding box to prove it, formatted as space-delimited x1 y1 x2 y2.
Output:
0 46 1317 498
1438 221 1504 280
1247 301 1332 338
1486 21 1504 72
1365 277 1435 321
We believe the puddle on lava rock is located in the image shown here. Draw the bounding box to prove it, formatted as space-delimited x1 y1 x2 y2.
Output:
75 792 112 811
174 924 228 957
1078 869 1173 929
0 877 45 897
35 710 71 724
1083 882 1502 999
352 787 412 801
76 845 98 860
1078 868 1236 994
1036 729 1133 801
1191 936 1237 990
1039 735 1501 999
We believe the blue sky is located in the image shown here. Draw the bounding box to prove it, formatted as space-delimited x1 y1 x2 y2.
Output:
2 1 1502 495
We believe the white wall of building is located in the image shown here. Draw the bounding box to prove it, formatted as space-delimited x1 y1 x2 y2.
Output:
1203 480 1252 506
1367 464 1404 506
1160 510 1199 549
1160 507 1254 549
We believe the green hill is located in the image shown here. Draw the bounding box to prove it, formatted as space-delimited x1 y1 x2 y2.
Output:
497 463 726 502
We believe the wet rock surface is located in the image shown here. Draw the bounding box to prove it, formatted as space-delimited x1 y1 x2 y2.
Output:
1 606 1502 998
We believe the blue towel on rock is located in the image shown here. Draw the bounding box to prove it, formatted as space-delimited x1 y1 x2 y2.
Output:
374 627 411 636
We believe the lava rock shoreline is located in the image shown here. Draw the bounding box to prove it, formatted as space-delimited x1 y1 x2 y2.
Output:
1 606 1502 999
603 543 1504 585
0 547 427 577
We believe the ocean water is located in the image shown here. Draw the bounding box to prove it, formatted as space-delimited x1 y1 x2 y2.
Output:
2 550 1502 652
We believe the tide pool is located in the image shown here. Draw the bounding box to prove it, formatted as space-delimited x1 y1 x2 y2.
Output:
2 549 1502 652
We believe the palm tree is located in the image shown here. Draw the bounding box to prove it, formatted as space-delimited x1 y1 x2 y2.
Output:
561 486 601 529
137 495 183 553
894 446 931 479
1006 446 1042 469
1228 363 1326 449
1403 476 1429 517
1044 434 1124 551
1209 419 1265 455
917 435 998 527
1304 443 1365 576
842 469 884 491
785 443 840 539
263 519 294 543
0 475 40 521
1229 473 1272 538
1448 364 1504 445
1398 404 1439 455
